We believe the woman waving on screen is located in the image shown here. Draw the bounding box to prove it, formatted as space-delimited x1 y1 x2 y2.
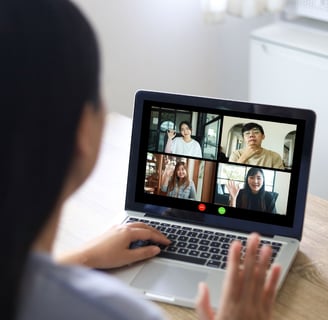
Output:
161 161 196 200
227 167 277 213
165 121 202 158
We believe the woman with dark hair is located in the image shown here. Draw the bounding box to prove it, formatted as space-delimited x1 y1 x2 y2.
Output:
227 168 277 213
0 1 280 320
161 161 196 199
1 1 169 319
165 121 202 158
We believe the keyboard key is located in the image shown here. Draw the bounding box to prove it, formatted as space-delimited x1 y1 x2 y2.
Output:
198 245 209 252
200 252 211 259
206 260 221 268
176 242 187 248
187 243 198 250
198 233 208 239
177 248 188 254
167 234 177 240
189 250 200 256
177 236 188 242
211 254 222 261
189 238 199 244
187 231 198 237
160 223 170 226
220 249 229 256
158 251 207 265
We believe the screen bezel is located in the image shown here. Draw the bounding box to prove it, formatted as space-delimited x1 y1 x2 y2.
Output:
125 90 316 240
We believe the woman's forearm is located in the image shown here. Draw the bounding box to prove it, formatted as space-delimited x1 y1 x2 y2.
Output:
165 139 172 153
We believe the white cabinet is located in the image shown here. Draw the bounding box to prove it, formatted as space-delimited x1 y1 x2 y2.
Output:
249 21 328 199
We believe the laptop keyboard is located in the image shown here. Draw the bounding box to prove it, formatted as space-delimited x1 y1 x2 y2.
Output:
127 217 282 270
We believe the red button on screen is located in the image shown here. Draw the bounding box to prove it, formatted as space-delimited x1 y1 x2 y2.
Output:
198 203 206 212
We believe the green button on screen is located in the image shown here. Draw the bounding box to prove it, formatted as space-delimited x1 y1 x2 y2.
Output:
218 207 226 215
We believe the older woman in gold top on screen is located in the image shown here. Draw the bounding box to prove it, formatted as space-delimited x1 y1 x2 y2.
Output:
229 122 284 169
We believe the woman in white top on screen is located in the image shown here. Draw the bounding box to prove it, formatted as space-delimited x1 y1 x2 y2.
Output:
1 1 281 320
165 121 202 158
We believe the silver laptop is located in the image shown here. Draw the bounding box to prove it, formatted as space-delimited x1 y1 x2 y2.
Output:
111 90 316 309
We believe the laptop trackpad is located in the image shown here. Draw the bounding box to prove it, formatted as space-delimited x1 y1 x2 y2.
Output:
131 261 207 299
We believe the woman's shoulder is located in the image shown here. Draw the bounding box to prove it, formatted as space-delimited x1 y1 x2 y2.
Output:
189 179 196 187
17 252 164 320
238 188 247 196
173 136 184 143
264 190 274 199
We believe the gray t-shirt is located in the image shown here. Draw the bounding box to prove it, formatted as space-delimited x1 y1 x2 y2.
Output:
16 252 165 320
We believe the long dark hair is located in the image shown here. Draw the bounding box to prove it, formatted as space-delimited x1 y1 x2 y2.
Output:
167 162 190 192
0 0 100 318
179 121 192 132
240 167 266 211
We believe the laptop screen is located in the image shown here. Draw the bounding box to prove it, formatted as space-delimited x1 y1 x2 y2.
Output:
125 91 315 240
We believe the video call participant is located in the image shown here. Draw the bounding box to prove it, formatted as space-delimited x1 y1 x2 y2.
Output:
226 167 277 213
2 1 281 320
165 121 202 158
161 161 196 199
229 122 285 169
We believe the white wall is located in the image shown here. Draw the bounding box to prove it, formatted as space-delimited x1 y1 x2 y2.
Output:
249 22 328 199
71 0 278 117
275 171 291 214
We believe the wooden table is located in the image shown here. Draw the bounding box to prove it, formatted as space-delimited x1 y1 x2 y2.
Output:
54 112 328 320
